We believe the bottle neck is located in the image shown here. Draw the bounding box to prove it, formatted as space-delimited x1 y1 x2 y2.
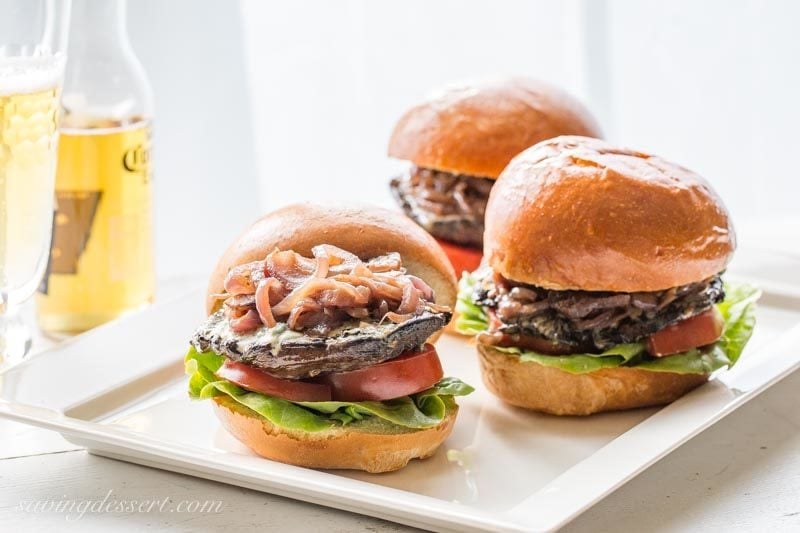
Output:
61 0 153 122
69 0 129 48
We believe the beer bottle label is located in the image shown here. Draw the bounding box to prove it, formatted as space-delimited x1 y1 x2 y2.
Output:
48 190 102 275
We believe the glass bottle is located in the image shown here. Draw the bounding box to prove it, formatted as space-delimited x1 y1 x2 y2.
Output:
36 0 155 335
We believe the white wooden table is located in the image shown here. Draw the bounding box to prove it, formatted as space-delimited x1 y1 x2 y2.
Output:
2 220 799 532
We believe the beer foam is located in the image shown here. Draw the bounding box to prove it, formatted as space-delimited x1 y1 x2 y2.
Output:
0 54 66 96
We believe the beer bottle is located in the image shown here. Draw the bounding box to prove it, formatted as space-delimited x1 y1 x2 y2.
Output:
36 0 155 334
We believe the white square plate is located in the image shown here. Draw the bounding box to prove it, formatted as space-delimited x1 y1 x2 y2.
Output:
2 266 799 532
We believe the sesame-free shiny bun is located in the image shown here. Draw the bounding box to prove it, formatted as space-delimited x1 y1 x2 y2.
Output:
207 204 457 315
388 78 602 179
484 136 736 292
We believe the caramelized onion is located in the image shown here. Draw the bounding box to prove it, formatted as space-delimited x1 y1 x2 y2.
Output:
345 307 370 319
366 252 402 273
427 302 451 314
266 250 316 289
230 309 262 333
310 246 331 279
286 298 323 330
408 275 435 302
313 244 360 275
255 278 282 328
271 278 361 316
396 281 420 315
383 311 414 324
222 245 449 332
223 260 264 295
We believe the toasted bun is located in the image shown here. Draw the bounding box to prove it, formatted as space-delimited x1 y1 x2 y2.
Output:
206 203 457 315
485 136 736 292
388 78 601 179
477 343 708 415
212 395 457 473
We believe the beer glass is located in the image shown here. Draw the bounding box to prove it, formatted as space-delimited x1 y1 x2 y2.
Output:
0 0 71 367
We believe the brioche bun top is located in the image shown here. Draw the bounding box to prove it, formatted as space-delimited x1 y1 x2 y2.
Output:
206 204 457 314
388 77 602 179
484 136 735 292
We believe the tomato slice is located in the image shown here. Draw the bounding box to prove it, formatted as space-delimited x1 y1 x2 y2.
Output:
435 239 483 274
647 307 724 357
216 346 444 403
318 344 444 402
216 359 332 402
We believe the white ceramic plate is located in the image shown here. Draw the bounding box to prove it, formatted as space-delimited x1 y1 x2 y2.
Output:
1 271 799 532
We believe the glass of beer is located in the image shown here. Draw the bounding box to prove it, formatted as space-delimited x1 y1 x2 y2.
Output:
0 0 71 367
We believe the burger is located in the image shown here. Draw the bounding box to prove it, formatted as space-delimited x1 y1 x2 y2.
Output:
456 136 760 415
388 77 602 274
185 204 473 472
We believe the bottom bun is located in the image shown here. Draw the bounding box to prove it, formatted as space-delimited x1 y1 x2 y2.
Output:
212 395 457 473
477 343 708 415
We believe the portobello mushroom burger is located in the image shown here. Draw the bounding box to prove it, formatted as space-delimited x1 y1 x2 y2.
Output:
186 204 473 472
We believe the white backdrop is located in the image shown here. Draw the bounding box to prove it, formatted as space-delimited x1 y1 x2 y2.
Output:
128 1 259 279
241 0 800 221
128 0 800 279
600 0 800 227
241 0 589 212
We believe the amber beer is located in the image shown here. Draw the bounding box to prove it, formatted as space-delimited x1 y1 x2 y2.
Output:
36 118 155 333
0 59 63 306
35 0 155 334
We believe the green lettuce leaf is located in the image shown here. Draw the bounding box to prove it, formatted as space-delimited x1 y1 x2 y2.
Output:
715 282 761 366
185 347 473 433
633 345 731 374
495 342 645 373
455 272 761 375
455 270 490 335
